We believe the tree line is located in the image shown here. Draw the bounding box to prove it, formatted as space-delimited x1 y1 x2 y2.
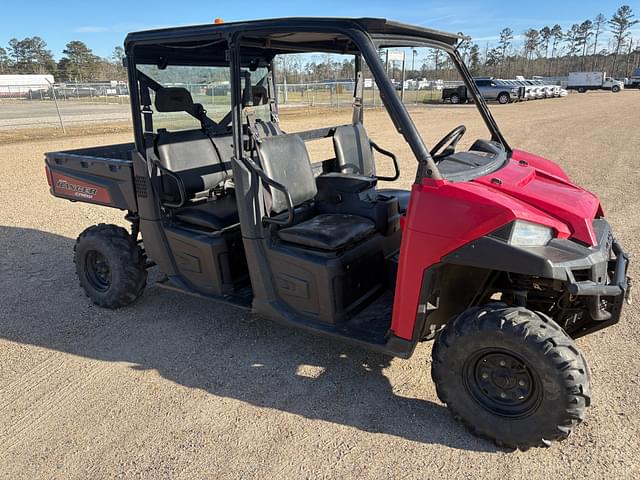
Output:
461 4 639 80
0 39 126 82
0 5 637 84
278 5 638 84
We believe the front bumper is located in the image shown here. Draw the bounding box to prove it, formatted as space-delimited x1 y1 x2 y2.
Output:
535 218 631 336
565 237 629 298
445 218 631 337
564 234 631 336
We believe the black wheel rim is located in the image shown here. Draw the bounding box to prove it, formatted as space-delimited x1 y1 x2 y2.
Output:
85 250 111 292
463 349 541 418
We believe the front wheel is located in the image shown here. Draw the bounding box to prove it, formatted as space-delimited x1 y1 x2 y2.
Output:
431 304 591 450
611 85 621 93
449 93 461 104
74 224 147 308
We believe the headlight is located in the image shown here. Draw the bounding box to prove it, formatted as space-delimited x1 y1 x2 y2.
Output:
508 220 554 246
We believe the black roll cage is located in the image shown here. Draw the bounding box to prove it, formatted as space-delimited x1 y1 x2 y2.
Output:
125 18 510 184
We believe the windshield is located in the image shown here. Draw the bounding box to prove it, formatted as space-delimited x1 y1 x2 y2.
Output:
369 44 507 180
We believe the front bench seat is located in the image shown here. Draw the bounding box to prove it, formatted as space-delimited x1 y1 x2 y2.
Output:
332 123 411 212
278 214 375 250
257 134 376 251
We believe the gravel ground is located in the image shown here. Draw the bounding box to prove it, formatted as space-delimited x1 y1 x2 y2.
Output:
0 91 638 479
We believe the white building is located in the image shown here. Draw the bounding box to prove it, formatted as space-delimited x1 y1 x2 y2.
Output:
0 74 54 97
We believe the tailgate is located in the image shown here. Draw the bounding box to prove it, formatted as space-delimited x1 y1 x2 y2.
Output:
45 143 137 210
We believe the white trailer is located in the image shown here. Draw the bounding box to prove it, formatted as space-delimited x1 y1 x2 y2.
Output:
567 72 624 93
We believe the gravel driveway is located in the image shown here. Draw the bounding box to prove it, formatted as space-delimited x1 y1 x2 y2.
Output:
0 91 638 479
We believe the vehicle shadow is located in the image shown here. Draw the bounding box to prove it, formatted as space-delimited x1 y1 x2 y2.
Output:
0 225 497 453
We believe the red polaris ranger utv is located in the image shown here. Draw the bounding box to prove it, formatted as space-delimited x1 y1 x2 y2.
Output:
45 18 631 449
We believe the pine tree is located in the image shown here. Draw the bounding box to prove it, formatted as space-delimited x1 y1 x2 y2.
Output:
608 5 638 76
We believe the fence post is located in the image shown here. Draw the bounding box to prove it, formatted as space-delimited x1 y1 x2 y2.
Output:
46 80 66 133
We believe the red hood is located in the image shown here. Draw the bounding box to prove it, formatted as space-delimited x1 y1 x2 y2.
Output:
473 150 601 245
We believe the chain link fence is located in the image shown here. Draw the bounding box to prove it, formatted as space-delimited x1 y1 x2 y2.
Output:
0 82 129 102
274 80 462 108
0 80 462 132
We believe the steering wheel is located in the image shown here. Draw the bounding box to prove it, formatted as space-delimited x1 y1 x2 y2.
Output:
430 125 466 158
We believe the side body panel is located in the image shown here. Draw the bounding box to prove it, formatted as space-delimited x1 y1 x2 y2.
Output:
390 155 603 340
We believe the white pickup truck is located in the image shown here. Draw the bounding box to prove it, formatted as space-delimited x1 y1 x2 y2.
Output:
568 72 624 93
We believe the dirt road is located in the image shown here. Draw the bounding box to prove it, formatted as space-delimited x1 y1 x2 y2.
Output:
0 101 131 129
0 91 638 479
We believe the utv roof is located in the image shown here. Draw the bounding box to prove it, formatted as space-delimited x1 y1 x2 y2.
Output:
124 17 463 49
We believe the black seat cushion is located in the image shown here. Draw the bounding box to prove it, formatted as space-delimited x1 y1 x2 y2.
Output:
278 214 375 251
378 188 411 213
173 195 239 230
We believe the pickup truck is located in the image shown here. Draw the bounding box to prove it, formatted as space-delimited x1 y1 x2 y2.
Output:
442 78 521 104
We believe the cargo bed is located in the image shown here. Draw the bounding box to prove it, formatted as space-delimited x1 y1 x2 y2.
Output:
45 143 138 210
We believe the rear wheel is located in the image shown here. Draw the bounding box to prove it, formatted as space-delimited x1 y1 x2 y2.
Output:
450 93 461 104
431 304 590 450
577 87 587 93
497 92 510 104
74 224 147 308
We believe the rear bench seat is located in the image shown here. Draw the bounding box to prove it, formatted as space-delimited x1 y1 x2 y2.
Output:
154 123 281 231
155 129 239 230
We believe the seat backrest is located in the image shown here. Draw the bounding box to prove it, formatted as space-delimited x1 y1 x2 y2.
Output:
332 123 375 177
256 134 317 214
155 87 194 113
255 119 282 137
152 86 235 200
155 130 233 199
